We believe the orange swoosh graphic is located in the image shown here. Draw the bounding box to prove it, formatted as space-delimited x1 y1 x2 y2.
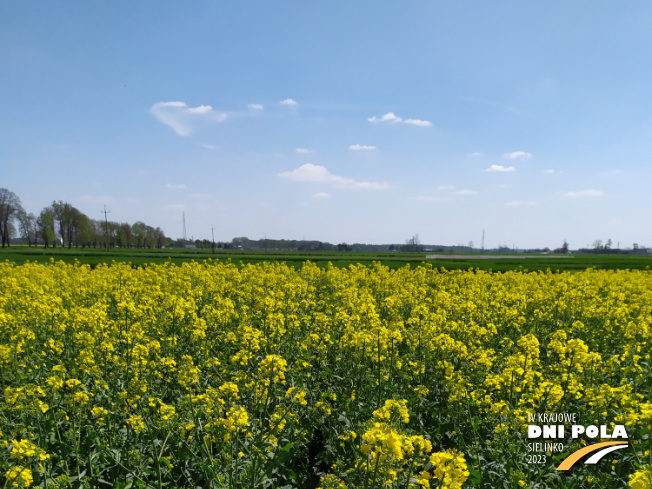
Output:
556 441 628 471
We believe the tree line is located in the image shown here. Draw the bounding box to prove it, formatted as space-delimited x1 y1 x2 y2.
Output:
0 188 167 248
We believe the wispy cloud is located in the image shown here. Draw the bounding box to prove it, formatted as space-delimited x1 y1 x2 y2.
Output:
543 169 554 174
349 144 377 151
403 118 432 126
202 143 217 150
564 189 604 198
368 112 432 126
503 151 532 160
313 192 331 199
468 152 482 157
486 164 516 172
506 200 537 206
166 183 186 189
150 101 227 136
454 189 477 195
248 103 264 110
436 185 455 191
295 148 311 154
279 163 388 190
280 98 298 106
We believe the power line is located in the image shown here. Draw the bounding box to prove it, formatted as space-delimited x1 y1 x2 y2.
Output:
101 205 110 251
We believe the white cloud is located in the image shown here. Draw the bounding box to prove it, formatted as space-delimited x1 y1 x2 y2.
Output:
503 151 532 160
368 112 432 127
187 105 212 114
506 200 537 206
202 144 217 150
279 163 388 190
150 101 227 136
349 144 377 151
454 189 477 195
564 189 604 198
313 192 331 199
468 152 482 157
368 112 402 123
280 98 298 106
166 183 186 189
404 118 432 127
543 169 554 174
436 185 455 191
248 103 264 110
295 148 311 153
486 164 516 172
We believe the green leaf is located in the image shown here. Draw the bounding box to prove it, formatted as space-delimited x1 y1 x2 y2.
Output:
159 456 173 469
468 466 482 484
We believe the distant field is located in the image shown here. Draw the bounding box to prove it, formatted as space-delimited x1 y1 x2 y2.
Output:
2 245 652 272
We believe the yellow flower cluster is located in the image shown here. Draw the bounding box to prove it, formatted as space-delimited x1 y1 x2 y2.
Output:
9 439 50 461
4 466 33 488
429 449 470 489
630 466 652 489
0 260 650 487
372 398 410 424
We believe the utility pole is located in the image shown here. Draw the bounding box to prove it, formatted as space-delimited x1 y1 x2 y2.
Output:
211 225 215 254
182 212 187 242
101 205 110 251
481 228 485 251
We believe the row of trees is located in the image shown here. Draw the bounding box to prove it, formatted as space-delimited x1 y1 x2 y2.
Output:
0 188 167 248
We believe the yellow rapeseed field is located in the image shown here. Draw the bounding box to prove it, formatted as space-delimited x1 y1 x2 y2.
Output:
0 259 651 488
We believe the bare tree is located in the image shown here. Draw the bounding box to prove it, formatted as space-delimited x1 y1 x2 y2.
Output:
90 219 103 248
52 201 76 247
17 210 37 246
403 233 422 253
0 188 24 247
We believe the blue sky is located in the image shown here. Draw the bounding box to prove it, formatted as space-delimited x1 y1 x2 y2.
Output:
2 2 652 248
